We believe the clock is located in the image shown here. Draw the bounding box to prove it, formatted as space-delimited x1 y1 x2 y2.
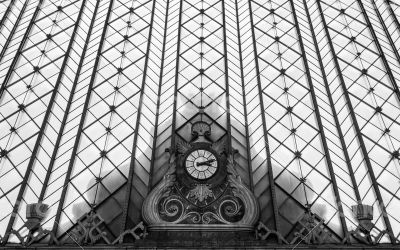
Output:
185 149 218 180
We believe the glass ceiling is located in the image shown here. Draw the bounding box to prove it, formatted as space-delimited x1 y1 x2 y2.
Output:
0 0 399 245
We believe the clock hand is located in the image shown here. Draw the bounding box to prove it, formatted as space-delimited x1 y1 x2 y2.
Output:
196 159 215 166
196 162 211 167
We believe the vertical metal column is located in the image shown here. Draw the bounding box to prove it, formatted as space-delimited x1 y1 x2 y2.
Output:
247 0 280 232
170 0 184 153
119 0 157 234
356 0 400 103
221 0 232 154
316 0 396 243
148 0 170 191
234 0 254 190
51 0 115 237
289 0 349 241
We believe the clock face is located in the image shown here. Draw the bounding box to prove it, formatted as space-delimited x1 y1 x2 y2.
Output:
185 149 218 180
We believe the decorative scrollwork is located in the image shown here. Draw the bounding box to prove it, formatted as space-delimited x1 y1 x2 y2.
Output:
225 154 259 226
158 184 245 224
142 145 259 229
159 195 186 222
142 152 178 225
219 197 243 221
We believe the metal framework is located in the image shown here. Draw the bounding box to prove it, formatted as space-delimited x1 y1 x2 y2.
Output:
0 0 399 246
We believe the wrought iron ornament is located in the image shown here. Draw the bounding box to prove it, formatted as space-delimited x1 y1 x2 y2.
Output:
68 210 110 245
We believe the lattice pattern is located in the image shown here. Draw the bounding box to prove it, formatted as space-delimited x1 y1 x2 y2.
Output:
0 0 399 245
249 0 345 239
174 0 228 143
316 0 400 242
150 0 180 187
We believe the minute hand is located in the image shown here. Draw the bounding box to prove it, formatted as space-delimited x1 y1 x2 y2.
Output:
196 159 215 166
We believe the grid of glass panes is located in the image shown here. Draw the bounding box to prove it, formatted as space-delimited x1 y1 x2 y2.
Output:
0 0 399 244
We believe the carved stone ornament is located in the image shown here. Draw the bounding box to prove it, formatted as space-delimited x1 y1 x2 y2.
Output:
142 127 259 232
188 184 214 202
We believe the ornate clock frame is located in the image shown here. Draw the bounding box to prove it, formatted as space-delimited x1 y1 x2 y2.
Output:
142 121 259 232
